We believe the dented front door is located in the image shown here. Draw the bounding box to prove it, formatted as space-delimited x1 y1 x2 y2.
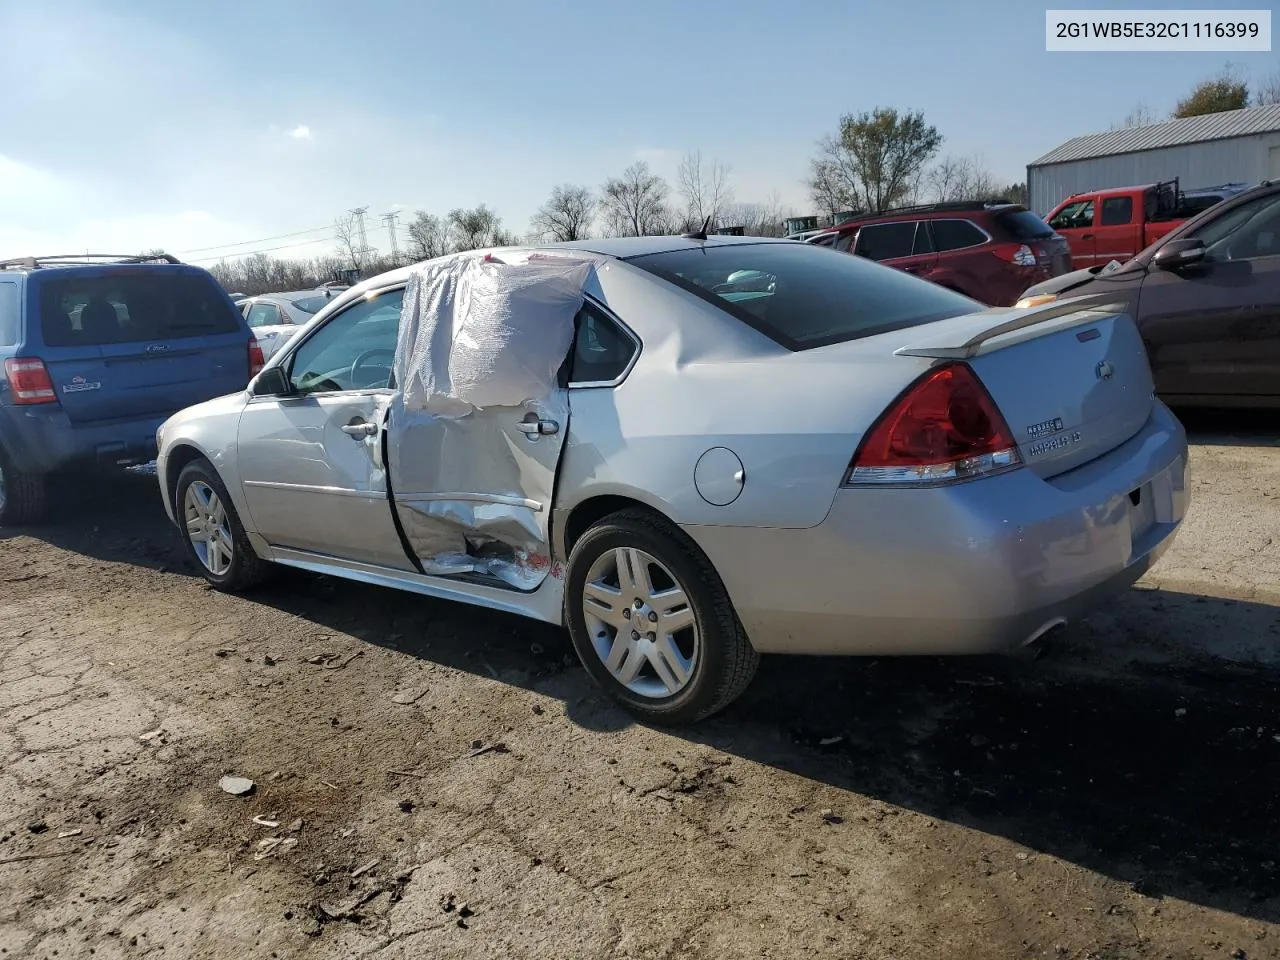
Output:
385 393 569 590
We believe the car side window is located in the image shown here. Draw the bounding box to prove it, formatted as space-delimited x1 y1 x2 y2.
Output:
854 222 916 261
568 302 637 386
1049 200 1095 230
1100 196 1133 227
286 288 405 394
245 303 281 329
931 219 986 252
1190 193 1280 262
0 282 18 346
834 231 857 253
912 221 935 255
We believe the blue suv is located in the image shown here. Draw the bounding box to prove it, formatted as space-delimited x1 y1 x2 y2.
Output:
0 254 263 525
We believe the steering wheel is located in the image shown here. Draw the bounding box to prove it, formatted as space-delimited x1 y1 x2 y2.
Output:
350 348 396 388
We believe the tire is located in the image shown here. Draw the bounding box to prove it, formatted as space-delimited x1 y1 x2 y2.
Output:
174 459 272 592
0 449 47 526
564 508 759 725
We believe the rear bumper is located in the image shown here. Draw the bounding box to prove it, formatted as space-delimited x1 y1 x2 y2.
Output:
0 405 162 473
686 401 1189 656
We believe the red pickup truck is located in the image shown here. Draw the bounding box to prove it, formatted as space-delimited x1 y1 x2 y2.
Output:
1045 180 1185 269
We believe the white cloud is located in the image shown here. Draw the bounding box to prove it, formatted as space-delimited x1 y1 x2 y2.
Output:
287 124 313 140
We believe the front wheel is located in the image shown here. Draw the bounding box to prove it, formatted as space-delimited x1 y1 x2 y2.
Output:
0 451 47 526
565 509 759 725
175 459 272 591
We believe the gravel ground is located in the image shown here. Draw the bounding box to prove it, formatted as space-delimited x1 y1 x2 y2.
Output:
0 410 1277 960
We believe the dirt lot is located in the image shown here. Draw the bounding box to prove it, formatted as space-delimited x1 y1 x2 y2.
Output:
1 411 1278 960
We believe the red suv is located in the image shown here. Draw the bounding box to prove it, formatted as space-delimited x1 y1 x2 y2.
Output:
808 201 1072 306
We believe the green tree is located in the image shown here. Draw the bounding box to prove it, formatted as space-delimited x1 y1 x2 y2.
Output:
807 107 942 214
1173 67 1249 118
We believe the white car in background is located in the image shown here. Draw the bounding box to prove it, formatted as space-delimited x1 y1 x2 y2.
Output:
238 289 341 360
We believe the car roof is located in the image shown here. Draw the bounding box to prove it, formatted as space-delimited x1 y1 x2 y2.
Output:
338 236 795 302
555 234 790 259
818 205 1021 235
1069 184 1160 199
248 290 331 303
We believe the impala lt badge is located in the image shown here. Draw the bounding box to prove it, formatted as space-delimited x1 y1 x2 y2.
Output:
1096 359 1115 380
145 343 170 354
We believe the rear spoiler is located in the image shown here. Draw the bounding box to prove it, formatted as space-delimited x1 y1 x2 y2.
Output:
893 292 1135 361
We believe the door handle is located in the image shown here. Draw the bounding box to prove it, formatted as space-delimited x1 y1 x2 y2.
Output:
341 420 377 438
517 418 559 437
1082 233 1094 240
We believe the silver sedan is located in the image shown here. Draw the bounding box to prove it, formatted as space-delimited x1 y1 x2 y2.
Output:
155 236 1188 724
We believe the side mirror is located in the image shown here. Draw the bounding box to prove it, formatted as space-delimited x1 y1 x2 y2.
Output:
1153 237 1206 270
251 365 291 397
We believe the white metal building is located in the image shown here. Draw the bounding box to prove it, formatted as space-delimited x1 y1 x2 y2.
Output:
1027 103 1280 215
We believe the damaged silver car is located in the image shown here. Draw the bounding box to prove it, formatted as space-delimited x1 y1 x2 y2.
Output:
155 237 1188 724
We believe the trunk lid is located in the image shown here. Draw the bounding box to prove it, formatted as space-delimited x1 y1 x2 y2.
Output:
893 294 1153 478
31 267 249 424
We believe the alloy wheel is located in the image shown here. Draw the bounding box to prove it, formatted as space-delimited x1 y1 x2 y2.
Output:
184 481 234 576
581 547 700 699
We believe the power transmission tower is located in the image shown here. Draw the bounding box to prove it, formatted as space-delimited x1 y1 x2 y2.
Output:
349 206 371 261
381 211 400 261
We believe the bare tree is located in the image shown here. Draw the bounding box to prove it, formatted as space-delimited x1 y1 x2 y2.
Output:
447 204 511 251
333 212 368 271
807 158 853 220
599 161 672 237
676 151 732 230
720 192 788 237
807 108 942 215
406 211 448 260
530 184 595 242
926 154 999 202
1112 102 1158 129
1255 69 1280 106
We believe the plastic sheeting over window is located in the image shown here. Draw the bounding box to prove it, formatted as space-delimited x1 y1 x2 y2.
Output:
395 254 595 417
388 252 597 590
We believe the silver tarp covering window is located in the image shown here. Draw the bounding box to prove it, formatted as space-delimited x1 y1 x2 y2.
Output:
389 253 595 589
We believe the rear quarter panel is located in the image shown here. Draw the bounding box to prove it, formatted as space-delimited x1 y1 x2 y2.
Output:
553 262 934 541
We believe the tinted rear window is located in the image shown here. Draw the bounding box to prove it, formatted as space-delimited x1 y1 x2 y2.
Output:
38 272 240 347
291 295 329 314
627 242 978 351
994 209 1055 240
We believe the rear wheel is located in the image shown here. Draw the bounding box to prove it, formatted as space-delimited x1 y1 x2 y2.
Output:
175 459 272 591
0 451 47 526
565 509 759 725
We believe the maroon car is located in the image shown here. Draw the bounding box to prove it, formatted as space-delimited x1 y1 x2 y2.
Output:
808 201 1072 306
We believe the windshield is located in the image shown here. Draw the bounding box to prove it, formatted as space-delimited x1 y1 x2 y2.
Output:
996 209 1055 240
291 295 329 314
627 242 978 351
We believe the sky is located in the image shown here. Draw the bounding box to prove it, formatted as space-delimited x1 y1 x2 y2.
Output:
1 0 1276 264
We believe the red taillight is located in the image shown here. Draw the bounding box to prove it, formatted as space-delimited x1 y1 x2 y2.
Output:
994 243 1038 267
3 357 57 405
248 338 265 378
845 363 1022 486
